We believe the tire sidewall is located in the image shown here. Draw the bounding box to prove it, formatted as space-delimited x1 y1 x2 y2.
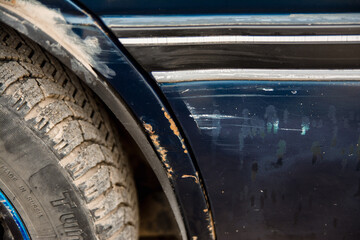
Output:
0 99 96 239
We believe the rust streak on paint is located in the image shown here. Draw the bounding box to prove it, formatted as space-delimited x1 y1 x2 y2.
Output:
202 188 216 238
160 109 215 238
143 122 173 178
183 171 216 239
206 208 216 240
162 108 180 136
181 174 199 184
162 108 188 153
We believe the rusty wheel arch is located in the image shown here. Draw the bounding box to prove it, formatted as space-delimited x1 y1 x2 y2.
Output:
0 0 216 239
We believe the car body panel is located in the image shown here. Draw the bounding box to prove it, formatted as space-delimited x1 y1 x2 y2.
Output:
1 0 360 239
102 5 360 238
161 80 360 239
0 1 215 239
82 0 359 15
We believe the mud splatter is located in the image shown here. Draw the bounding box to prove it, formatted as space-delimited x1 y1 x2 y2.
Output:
0 0 116 82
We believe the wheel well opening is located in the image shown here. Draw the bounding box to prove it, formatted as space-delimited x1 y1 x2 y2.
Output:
0 20 181 240
107 107 181 240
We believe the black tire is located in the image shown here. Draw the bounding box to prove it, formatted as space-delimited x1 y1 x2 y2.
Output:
0 23 138 239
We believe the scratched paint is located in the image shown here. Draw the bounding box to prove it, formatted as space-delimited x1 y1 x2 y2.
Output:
301 116 310 135
161 80 360 239
188 102 307 139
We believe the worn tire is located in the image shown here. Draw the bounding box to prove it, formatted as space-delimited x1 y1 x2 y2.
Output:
0 23 138 239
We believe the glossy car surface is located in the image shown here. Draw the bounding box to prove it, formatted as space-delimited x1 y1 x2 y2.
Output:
1 0 360 239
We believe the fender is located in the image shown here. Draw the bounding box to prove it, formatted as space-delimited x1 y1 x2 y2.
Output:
0 0 215 239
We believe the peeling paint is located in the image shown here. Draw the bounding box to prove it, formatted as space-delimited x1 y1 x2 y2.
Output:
143 122 173 178
162 108 188 153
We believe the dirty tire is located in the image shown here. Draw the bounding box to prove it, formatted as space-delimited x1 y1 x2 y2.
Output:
0 23 138 239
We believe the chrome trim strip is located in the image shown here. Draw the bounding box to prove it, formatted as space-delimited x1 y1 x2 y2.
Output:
119 35 360 46
103 13 360 27
152 69 360 82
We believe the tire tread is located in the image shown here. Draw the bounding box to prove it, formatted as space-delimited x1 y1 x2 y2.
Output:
0 23 138 239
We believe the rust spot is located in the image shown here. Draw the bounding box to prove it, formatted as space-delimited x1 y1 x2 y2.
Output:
181 174 199 184
162 108 180 136
155 110 216 238
143 122 173 178
162 108 188 153
206 208 216 240
143 123 153 133
194 170 216 239
181 139 188 153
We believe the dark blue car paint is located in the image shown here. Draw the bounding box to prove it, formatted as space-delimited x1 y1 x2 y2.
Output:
0 0 215 239
161 80 360 239
83 0 359 15
1 0 360 239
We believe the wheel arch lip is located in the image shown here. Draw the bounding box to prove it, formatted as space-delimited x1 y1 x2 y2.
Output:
0 1 215 239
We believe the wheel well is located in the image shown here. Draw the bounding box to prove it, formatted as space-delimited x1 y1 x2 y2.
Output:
105 102 181 239
0 20 181 239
